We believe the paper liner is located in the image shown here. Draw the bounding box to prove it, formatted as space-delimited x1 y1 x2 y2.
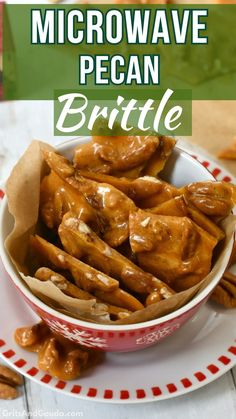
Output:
21 274 110 322
4 140 236 325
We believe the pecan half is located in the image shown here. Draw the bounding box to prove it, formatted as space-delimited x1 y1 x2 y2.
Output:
0 383 20 400
211 272 236 308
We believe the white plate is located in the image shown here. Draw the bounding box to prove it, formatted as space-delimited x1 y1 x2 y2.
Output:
0 142 235 404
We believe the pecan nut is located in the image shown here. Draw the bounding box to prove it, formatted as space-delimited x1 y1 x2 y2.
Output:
0 365 23 387
0 382 20 400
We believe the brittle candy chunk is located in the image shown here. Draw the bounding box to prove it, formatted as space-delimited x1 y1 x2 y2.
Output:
15 322 103 381
211 271 236 308
35 267 132 319
71 177 136 247
129 210 218 290
30 235 119 293
145 291 163 306
59 214 174 298
38 337 60 374
185 203 225 242
94 288 144 312
40 171 97 229
76 170 134 194
35 267 94 300
77 170 178 208
143 136 176 176
73 135 160 177
14 322 50 350
60 349 89 380
150 195 188 216
43 149 74 179
150 196 225 242
37 337 90 380
43 150 75 178
139 178 179 208
181 181 236 217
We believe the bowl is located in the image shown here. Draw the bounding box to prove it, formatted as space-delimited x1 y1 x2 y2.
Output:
0 138 233 352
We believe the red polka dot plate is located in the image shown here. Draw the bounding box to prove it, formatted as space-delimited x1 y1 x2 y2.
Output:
0 141 235 403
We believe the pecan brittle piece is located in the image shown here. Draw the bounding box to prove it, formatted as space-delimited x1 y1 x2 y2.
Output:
30 235 118 293
43 150 137 247
76 170 179 208
35 267 132 319
73 134 161 177
30 235 143 312
150 196 225 242
143 135 176 177
40 171 98 230
15 322 104 381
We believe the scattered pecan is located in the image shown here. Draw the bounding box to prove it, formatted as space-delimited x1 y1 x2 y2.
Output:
0 365 23 400
15 322 104 381
211 271 236 309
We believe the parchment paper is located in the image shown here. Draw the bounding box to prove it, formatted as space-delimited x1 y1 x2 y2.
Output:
4 140 236 325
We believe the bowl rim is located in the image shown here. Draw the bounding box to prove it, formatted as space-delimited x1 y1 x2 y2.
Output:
0 141 234 331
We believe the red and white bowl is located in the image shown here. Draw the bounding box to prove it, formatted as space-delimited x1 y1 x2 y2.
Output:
0 138 234 352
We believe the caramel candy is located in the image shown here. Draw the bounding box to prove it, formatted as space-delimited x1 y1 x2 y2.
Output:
43 150 137 247
76 170 178 208
31 236 143 312
35 267 132 319
30 235 119 293
73 135 160 177
150 196 225 242
40 171 98 230
59 213 174 298
143 136 176 177
15 322 103 381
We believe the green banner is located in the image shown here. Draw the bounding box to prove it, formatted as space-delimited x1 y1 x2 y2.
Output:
54 89 192 136
3 4 236 135
3 4 236 100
